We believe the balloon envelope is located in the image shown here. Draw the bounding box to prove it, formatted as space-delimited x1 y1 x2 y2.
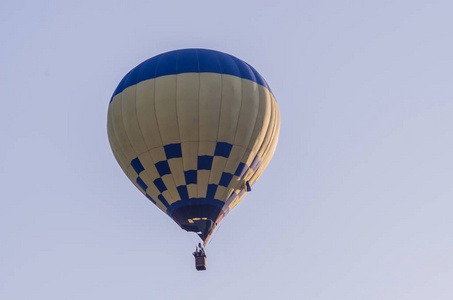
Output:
107 49 280 244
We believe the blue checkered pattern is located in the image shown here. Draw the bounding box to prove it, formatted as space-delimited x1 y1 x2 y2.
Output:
129 141 262 212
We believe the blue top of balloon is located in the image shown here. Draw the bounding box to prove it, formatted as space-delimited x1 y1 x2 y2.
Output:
111 48 271 102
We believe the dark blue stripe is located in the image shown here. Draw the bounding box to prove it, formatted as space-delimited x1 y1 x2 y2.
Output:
110 49 272 102
167 198 225 216
219 172 233 187
136 177 148 191
153 178 167 193
177 185 189 200
234 162 248 177
184 170 197 184
166 198 225 216
146 193 156 204
155 161 171 176
158 194 170 208
131 157 145 175
197 156 213 170
214 142 232 158
164 143 182 159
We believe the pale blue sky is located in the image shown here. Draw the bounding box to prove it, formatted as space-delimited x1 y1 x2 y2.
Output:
1 0 452 299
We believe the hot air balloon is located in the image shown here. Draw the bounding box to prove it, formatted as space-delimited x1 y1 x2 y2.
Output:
107 49 280 270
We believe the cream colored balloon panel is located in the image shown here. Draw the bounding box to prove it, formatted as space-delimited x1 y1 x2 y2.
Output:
110 92 137 163
215 79 261 202
218 85 271 204
223 94 279 212
107 107 128 171
231 85 272 175
120 85 148 155
235 91 275 189
249 99 281 187
135 79 163 150
176 73 199 143
198 73 222 142
108 97 157 206
233 79 260 148
154 75 180 145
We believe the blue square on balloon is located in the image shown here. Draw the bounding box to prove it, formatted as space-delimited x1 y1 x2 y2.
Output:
219 172 233 187
154 178 167 193
136 176 148 191
184 170 197 185
164 143 182 159
214 142 232 158
177 185 189 200
206 184 218 199
145 193 156 204
155 161 171 176
234 162 248 178
197 156 213 170
158 194 170 208
131 157 144 175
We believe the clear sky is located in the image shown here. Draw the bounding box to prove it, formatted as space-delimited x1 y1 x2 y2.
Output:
1 0 452 299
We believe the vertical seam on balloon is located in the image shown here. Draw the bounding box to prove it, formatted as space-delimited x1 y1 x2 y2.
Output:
230 56 243 146
119 86 139 161
261 98 279 163
195 49 201 198
134 65 153 150
216 60 244 202
250 89 272 156
215 57 245 202
221 78 262 203
152 57 175 206
120 88 155 195
107 103 128 172
133 66 167 212
206 52 223 197
163 75 181 203
249 98 279 185
247 96 277 185
238 86 272 189
172 51 187 217
208 55 241 193
142 75 168 210
214 52 223 144
151 58 165 147
173 53 184 189
114 88 146 193
227 84 261 203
